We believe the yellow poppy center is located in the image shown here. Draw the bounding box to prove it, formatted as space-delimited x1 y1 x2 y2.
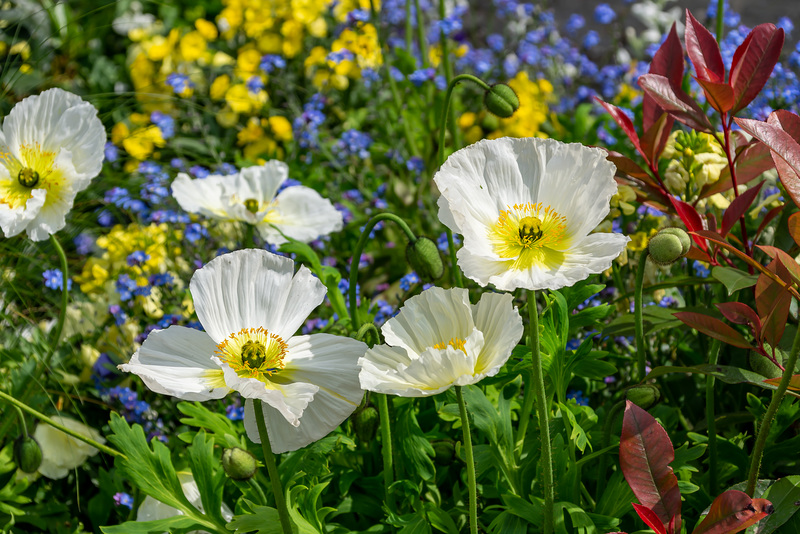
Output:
244 198 260 213
433 338 467 353
0 143 65 210
18 167 40 188
489 202 569 270
215 327 287 380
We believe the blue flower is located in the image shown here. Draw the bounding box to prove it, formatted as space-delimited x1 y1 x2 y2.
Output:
567 389 589 406
565 14 585 34
150 111 175 139
109 304 128 326
43 269 72 291
126 250 150 266
594 3 616 24
693 260 710 278
259 54 286 73
113 492 134 509
104 142 118 162
399 271 420 291
189 165 210 178
408 68 436 86
583 30 600 49
335 129 373 159
165 73 194 94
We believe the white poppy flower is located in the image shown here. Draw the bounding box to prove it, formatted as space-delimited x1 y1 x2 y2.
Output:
119 249 366 453
0 88 106 241
137 472 233 533
359 287 523 396
171 161 342 244
434 137 629 291
33 415 106 479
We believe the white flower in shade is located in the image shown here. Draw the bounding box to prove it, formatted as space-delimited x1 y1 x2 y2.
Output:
137 472 233 533
359 287 523 396
119 249 366 453
33 415 106 479
434 137 630 291
171 161 342 244
0 88 106 241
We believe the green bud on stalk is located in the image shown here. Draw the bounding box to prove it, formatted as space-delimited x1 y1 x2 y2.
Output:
14 435 42 473
484 83 520 119
406 236 444 281
222 447 258 480
626 384 661 410
648 227 691 265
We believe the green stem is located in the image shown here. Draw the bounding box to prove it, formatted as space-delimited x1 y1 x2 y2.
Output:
348 213 417 328
413 0 428 67
0 235 70 444
247 477 268 507
13 405 28 437
595 400 625 502
528 290 554 534
715 0 725 43
634 252 649 382
0 389 124 458
456 386 477 534
253 399 293 534
438 0 459 150
405 0 413 53
377 393 395 512
745 324 800 496
706 338 722 495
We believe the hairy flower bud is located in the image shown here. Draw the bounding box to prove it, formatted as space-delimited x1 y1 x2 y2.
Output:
626 384 661 410
353 406 380 443
406 236 444 281
221 447 257 481
648 227 691 265
484 83 520 119
15 435 43 473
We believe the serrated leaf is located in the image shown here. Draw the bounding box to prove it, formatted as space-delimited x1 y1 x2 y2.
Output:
226 505 285 534
397 403 436 480
101 515 204 533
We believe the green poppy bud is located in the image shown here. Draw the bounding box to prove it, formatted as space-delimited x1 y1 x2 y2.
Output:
353 406 380 443
406 236 444 281
648 227 690 266
626 384 661 410
483 83 520 119
432 439 455 465
14 435 42 473
221 447 258 481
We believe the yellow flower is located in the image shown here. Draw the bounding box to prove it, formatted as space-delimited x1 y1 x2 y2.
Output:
226 84 266 114
179 31 207 62
195 19 219 40
122 126 166 160
111 122 130 145
268 116 293 142
237 48 262 74
210 74 231 100
238 118 265 145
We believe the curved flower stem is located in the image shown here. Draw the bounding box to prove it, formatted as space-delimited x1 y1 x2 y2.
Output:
746 324 800 496
634 252 649 382
348 212 417 328
706 338 722 495
0 234 70 444
0 389 124 458
253 399 293 534
377 393 395 512
526 290 554 534
455 386 477 534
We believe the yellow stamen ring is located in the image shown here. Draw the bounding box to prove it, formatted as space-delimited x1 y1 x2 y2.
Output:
216 327 287 380
489 202 568 271
433 338 467 353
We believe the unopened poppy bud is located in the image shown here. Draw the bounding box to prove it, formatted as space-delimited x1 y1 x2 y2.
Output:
406 236 444 281
648 228 690 265
484 83 520 119
432 439 455 465
15 435 42 473
353 406 380 443
626 384 661 410
221 447 257 481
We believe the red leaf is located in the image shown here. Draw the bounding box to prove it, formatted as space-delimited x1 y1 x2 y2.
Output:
695 78 734 113
691 491 773 534
755 261 792 348
704 142 774 199
620 401 682 532
685 10 725 83
764 374 800 393
715 302 760 327
673 312 754 350
645 24 684 132
639 74 713 133
633 503 668 534
729 24 785 113
641 112 674 164
735 117 800 208
606 151 652 180
767 110 800 195
670 197 707 251
720 181 764 237
789 212 800 247
596 98 645 163
757 245 800 285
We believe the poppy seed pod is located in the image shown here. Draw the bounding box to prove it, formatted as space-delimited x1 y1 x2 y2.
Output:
648 227 691 266
15 435 43 474
484 83 520 118
406 236 444 281
626 384 661 410
222 447 258 480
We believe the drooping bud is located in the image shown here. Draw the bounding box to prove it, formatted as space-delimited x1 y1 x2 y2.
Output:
406 236 444 281
626 384 661 410
648 227 691 266
221 447 258 480
483 83 520 119
14 435 43 473
353 406 380 443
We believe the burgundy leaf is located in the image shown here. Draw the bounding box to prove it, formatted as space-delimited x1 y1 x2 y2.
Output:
720 181 764 237
674 312 754 349
757 245 800 286
729 24 785 113
685 10 725 83
755 262 792 348
691 491 773 534
620 401 682 532
639 74 713 132
695 78 734 113
789 211 800 247
633 503 668 534
705 142 774 199
641 112 674 164
670 196 707 250
596 98 645 162
645 24 684 132
715 302 760 327
767 110 800 193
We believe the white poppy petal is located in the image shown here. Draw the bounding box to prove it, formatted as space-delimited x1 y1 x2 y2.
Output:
119 326 230 401
257 186 343 245
171 173 229 219
472 292 524 376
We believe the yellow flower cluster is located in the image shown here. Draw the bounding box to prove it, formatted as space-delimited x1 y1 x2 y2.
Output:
305 23 383 90
237 116 294 160
111 114 166 167
661 130 727 199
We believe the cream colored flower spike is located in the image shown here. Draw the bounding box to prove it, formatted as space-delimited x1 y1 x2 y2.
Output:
0 89 106 241
434 137 630 291
358 287 523 397
120 249 367 453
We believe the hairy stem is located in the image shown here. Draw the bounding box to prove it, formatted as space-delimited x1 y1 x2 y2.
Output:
456 386 478 534
253 399 293 534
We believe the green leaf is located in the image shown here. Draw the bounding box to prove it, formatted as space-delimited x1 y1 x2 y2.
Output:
423 503 459 534
188 431 226 525
502 494 543 525
178 402 243 447
101 515 203 533
712 266 758 295
558 402 591 453
226 502 286 534
757 475 800 533
396 402 436 480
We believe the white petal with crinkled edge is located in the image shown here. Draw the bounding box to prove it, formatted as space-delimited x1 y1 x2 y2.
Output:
216 357 318 426
472 292 524 376
0 187 45 239
243 333 366 452
171 173 230 219
119 326 230 401
359 332 483 397
381 287 474 355
190 249 326 342
256 186 343 245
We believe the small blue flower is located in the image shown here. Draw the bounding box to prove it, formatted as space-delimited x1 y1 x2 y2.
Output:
43 269 72 291
246 75 265 93
408 68 436 86
104 142 119 162
109 304 128 326
399 271 420 291
594 3 616 24
150 111 175 139
583 30 600 49
567 389 589 406
565 14 585 34
693 260 710 278
126 250 150 266
113 492 134 509
165 73 194 94
260 54 286 73
189 165 210 178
